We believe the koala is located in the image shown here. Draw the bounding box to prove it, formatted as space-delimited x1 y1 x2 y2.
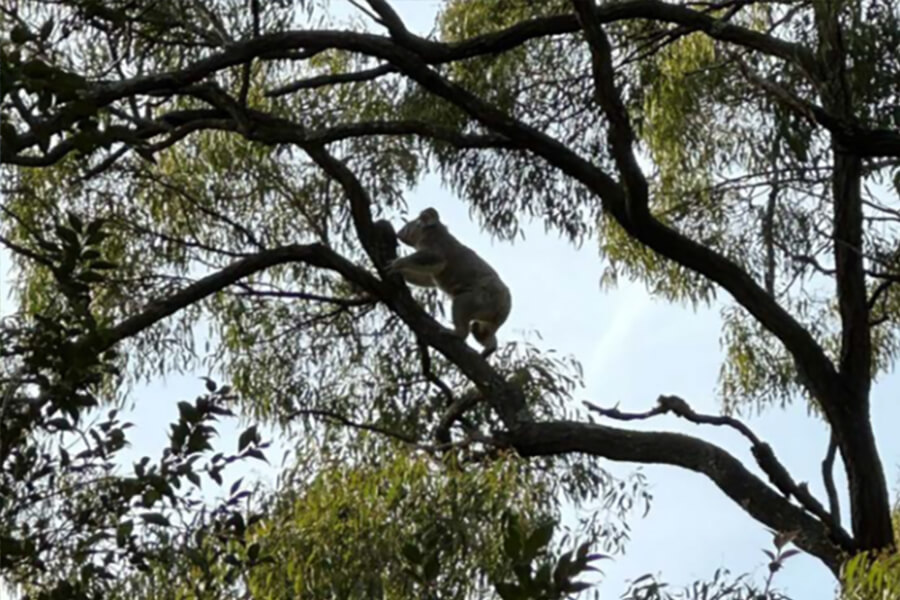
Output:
386 207 511 357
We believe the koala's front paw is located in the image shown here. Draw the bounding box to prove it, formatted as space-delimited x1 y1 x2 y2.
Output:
384 258 399 274
385 258 407 278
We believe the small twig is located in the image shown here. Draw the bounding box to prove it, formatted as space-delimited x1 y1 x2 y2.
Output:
141 171 265 249
76 146 130 181
582 400 665 421
266 64 398 97
790 253 836 275
416 340 487 444
418 340 456 444
435 389 484 445
867 276 898 311
192 0 232 45
763 147 780 295
286 408 418 445
232 284 375 307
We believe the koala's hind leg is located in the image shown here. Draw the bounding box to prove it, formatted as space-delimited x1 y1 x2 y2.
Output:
450 291 483 340
451 291 500 356
471 321 498 357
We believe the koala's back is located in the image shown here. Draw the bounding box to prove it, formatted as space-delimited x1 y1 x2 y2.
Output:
422 228 505 296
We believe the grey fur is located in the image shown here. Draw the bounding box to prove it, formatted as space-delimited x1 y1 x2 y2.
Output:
386 208 511 356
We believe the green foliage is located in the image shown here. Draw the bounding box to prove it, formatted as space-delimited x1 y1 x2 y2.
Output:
493 513 607 600
620 569 792 600
1 266 270 599
247 449 551 599
640 33 719 208
105 445 608 600
841 551 900 600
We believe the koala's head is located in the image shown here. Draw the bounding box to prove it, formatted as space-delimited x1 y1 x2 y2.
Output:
397 207 441 247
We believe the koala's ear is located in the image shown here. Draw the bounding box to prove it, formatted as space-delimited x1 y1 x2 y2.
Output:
419 208 440 225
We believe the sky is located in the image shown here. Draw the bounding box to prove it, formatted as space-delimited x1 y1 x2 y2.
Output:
2 1 899 599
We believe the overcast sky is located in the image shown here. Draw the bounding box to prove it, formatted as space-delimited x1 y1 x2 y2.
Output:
3 2 898 599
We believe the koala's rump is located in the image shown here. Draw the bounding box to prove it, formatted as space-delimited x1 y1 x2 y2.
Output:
433 245 500 294
436 251 511 326
471 279 512 327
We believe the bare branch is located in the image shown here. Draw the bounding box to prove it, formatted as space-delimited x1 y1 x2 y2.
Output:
587 394 850 544
507 420 843 572
0 234 54 268
583 401 665 421
86 243 371 354
867 277 897 312
573 0 650 217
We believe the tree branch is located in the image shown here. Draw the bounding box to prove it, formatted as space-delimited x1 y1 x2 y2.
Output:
2 2 826 165
737 59 900 158
586 394 851 546
573 0 650 219
24 26 855 525
506 420 843 572
813 1 891 550
88 244 359 353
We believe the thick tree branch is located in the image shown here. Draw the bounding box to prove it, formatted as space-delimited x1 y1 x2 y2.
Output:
832 153 869 393
9 5 896 168
289 125 533 427
376 1 816 74
506 420 842 572
71 239 510 426
573 0 650 218
164 109 516 149
368 9 855 443
812 1 891 550
2 1 825 165
738 60 900 158
15 27 855 513
5 6 881 567
364 0 415 46
587 394 851 545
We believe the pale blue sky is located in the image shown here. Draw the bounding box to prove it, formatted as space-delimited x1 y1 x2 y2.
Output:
2 2 898 598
